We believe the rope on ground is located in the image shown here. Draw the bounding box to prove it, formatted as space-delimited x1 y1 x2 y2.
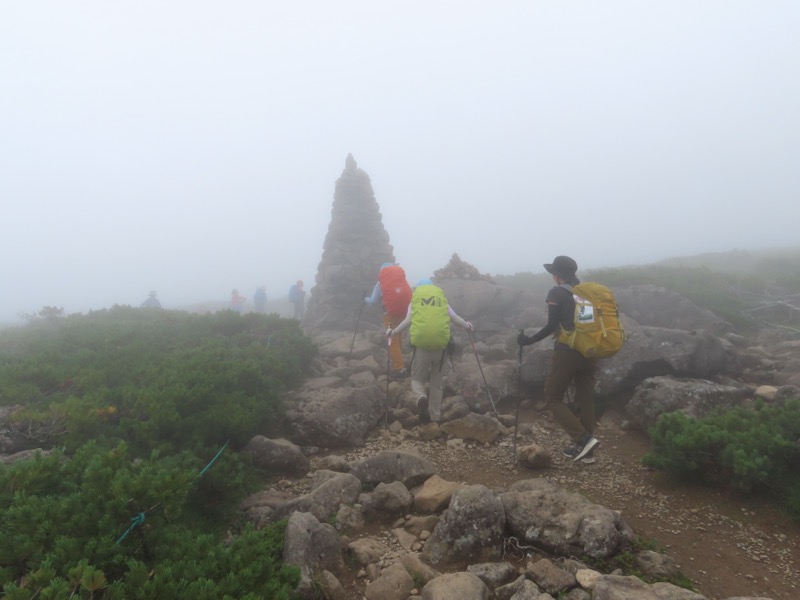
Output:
502 536 537 560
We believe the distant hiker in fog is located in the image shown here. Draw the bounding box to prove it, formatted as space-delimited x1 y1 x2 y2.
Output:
253 286 267 314
230 289 246 313
365 262 412 379
289 280 305 319
140 291 161 309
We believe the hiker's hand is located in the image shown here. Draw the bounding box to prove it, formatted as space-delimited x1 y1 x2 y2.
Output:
364 297 371 305
465 321 474 331
385 327 393 337
517 332 533 346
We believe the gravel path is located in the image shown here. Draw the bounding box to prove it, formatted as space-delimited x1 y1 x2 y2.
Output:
330 406 800 600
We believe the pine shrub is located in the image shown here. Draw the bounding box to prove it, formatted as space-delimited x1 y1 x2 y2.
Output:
0 307 316 456
643 399 800 517
0 441 298 598
0 308 315 596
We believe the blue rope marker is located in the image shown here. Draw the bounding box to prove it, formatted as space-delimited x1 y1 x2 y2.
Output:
115 440 229 544
116 512 145 544
195 440 229 481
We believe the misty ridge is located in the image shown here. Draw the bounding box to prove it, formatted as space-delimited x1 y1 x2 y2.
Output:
4 2 799 339
11 244 800 335
6 153 800 329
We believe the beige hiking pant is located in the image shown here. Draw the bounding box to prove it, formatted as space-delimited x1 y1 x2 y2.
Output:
410 347 446 422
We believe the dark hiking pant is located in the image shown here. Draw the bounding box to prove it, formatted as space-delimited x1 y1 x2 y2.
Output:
544 347 597 443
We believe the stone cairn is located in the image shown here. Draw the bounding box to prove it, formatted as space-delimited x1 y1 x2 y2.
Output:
304 154 397 334
433 253 495 282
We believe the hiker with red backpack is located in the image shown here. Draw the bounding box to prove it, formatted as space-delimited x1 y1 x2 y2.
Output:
365 263 412 379
517 255 625 464
387 279 473 423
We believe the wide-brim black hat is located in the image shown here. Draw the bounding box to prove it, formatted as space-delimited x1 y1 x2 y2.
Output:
544 255 578 278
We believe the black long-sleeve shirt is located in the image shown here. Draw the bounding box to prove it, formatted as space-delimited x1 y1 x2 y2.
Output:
528 284 576 346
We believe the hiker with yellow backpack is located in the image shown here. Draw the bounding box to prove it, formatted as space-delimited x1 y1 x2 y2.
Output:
517 256 625 464
387 279 473 423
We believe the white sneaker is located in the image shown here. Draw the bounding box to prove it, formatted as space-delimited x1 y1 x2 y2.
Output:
573 436 599 462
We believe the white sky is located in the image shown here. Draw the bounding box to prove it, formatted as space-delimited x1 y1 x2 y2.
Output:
2 1 798 322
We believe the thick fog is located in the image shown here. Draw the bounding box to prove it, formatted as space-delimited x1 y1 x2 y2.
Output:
2 1 798 323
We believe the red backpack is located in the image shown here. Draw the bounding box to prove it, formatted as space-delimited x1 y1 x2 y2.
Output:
378 265 412 317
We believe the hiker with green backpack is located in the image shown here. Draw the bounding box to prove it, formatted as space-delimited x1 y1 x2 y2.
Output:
517 255 625 464
387 279 474 424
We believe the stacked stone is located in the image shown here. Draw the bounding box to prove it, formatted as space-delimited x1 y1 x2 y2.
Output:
433 253 494 282
304 154 396 333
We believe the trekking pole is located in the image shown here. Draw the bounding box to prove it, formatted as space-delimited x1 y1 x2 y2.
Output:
347 292 367 366
467 330 498 417
385 333 391 429
514 329 524 464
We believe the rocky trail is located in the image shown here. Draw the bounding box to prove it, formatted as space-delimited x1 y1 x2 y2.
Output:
312 405 800 600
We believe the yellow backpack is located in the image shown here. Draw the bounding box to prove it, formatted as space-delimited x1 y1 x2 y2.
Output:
557 282 625 359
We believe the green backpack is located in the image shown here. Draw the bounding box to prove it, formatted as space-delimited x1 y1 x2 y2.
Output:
410 284 451 351
557 282 625 359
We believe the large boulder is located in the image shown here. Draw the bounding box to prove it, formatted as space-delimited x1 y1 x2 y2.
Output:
438 278 532 334
443 357 518 414
626 376 753 432
0 448 54 466
241 436 309 475
413 475 464 514
364 561 415 600
361 481 414 518
439 413 505 444
282 512 344 598
421 484 505 566
421 572 490 600
520 326 735 400
287 385 385 447
614 284 733 335
501 479 635 560
597 326 734 397
314 330 378 365
272 472 362 523
591 574 706 599
349 450 436 488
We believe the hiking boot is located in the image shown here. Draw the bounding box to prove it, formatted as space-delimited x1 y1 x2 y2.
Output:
388 368 407 381
417 396 429 423
572 434 599 462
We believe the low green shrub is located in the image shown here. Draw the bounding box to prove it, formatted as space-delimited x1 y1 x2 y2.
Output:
0 308 317 596
0 307 316 456
0 441 297 598
643 399 800 517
